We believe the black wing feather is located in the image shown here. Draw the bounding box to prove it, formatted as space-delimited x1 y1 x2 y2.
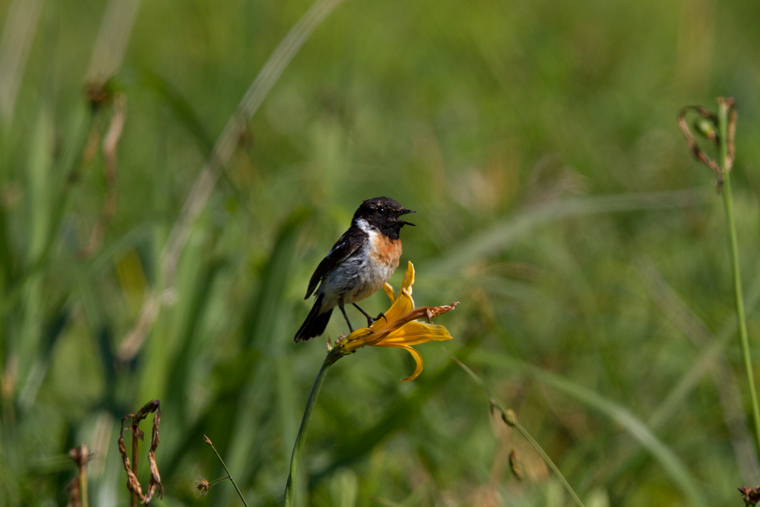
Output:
304 228 368 299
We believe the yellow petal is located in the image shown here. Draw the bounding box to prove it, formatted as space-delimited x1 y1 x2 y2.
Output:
376 321 453 346
401 261 415 295
397 345 423 382
346 327 373 340
343 327 374 350
382 283 396 302
373 291 414 330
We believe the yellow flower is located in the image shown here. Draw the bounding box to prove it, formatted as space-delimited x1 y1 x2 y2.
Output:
334 261 459 382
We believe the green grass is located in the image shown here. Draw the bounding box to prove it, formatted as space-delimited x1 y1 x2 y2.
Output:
1 0 760 505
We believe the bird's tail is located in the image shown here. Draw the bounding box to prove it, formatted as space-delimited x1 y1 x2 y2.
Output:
294 294 332 342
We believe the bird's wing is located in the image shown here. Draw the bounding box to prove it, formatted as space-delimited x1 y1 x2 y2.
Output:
304 228 367 299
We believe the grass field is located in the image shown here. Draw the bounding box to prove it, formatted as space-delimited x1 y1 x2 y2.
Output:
2 0 760 505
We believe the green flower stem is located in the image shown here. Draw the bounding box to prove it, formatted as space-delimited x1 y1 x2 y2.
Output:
718 100 760 457
284 349 343 506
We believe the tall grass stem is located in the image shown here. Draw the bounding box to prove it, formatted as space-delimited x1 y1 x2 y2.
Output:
718 99 760 457
205 435 249 507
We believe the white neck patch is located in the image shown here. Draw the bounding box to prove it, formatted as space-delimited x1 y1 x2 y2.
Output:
355 218 376 233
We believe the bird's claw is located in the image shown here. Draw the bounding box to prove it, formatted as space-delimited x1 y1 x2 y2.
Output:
365 312 387 327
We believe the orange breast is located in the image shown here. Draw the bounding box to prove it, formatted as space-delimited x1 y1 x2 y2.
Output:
370 234 402 269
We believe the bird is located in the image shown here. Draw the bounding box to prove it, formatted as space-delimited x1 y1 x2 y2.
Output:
294 196 415 343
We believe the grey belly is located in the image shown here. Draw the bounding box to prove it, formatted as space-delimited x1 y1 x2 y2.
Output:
318 253 392 309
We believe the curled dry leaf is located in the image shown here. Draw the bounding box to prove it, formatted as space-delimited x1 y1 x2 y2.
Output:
117 399 163 505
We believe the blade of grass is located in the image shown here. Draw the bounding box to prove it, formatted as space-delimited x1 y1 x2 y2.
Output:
460 349 708 507
0 0 43 123
217 210 308 505
16 106 54 399
595 268 760 490
594 252 760 497
2 99 93 355
424 189 707 277
637 260 760 482
447 350 585 507
137 225 206 402
85 0 141 82
161 0 347 282
120 0 348 360
138 69 213 154
646 266 760 431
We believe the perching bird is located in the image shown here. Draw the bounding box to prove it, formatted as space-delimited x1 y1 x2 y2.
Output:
294 197 415 342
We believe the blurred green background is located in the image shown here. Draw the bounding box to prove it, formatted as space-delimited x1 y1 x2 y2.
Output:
2 0 760 505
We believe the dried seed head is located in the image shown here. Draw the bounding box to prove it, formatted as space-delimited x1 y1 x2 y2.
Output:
509 450 524 481
117 400 163 503
502 409 518 427
195 478 211 498
693 118 717 143
69 443 91 467
66 444 91 507
84 78 116 111
738 486 760 506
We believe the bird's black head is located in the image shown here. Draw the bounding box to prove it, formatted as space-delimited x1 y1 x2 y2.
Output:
354 196 415 240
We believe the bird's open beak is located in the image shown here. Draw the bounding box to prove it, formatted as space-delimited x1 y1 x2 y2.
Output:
398 208 416 226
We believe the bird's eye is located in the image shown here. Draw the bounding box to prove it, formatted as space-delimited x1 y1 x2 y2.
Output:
378 208 386 215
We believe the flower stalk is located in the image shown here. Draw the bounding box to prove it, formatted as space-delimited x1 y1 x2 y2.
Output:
284 357 335 507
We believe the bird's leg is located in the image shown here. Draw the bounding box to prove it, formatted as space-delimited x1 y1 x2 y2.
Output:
338 302 354 333
353 303 386 327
